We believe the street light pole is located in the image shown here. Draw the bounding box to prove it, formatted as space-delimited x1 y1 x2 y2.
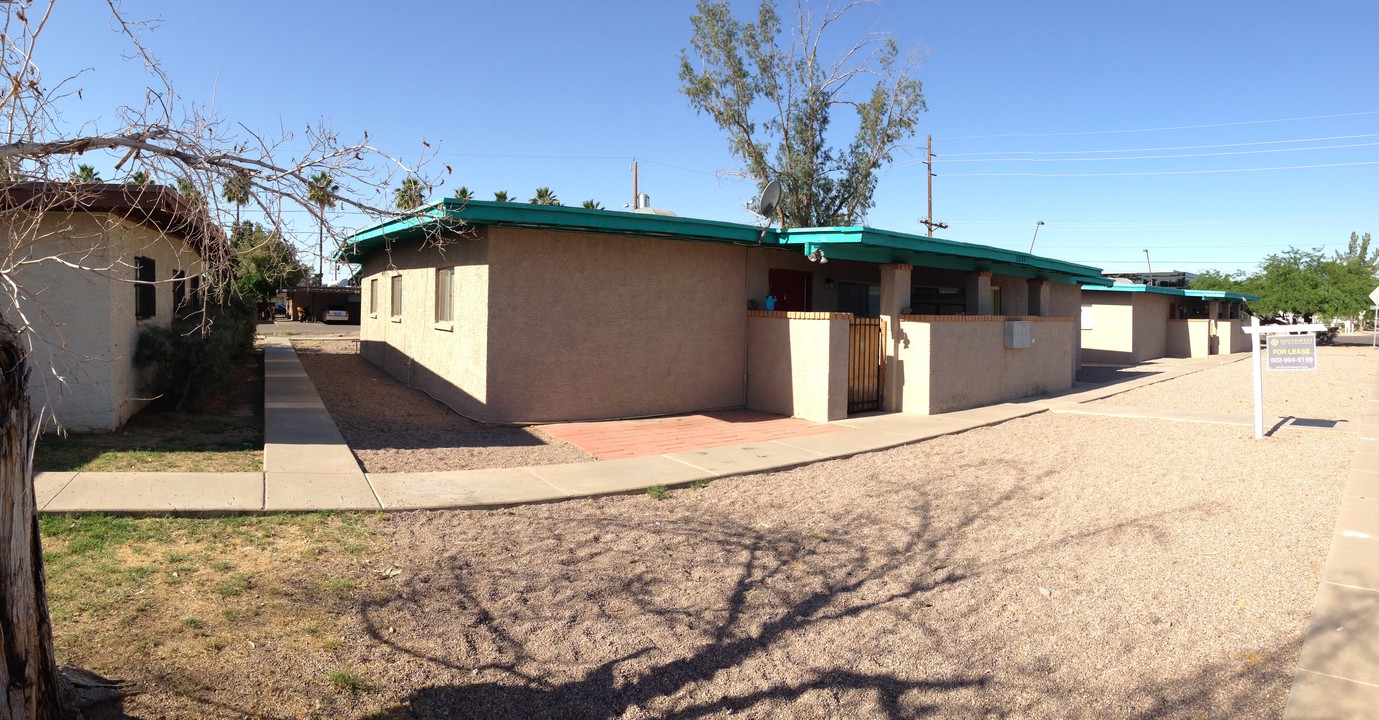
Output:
1028 220 1045 254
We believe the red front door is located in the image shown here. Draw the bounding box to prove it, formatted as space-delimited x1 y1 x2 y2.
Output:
768 269 812 312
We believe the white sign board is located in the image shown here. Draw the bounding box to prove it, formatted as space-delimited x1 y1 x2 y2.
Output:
1370 286 1379 305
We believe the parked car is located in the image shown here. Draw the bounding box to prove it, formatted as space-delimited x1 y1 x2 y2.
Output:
274 303 287 317
323 306 350 323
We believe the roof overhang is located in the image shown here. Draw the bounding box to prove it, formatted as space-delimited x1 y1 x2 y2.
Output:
0 182 226 264
1086 284 1259 302
339 199 1111 286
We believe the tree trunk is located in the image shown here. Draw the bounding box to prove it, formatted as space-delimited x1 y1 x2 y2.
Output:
0 320 64 720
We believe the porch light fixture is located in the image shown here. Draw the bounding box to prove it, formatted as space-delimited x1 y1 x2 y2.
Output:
806 245 828 263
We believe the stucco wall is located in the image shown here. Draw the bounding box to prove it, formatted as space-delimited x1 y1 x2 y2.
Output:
4 213 201 431
1080 293 1136 364
1130 294 1171 361
1222 320 1251 353
1167 319 1212 358
358 234 491 419
990 274 1030 316
480 228 746 423
745 312 849 422
897 316 1075 414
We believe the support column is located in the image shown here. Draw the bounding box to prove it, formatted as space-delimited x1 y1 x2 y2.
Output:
1027 279 1052 317
965 271 992 315
879 263 911 412
1208 300 1221 319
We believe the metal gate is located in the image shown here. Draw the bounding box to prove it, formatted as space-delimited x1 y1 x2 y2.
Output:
848 317 885 414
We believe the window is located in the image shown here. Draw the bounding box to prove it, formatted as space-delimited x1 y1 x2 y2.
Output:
190 274 200 298
134 256 156 319
369 278 378 316
1081 304 1094 330
390 274 402 319
990 286 1002 315
435 267 454 323
172 269 186 310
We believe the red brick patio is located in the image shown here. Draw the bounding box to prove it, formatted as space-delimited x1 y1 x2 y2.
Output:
540 410 845 460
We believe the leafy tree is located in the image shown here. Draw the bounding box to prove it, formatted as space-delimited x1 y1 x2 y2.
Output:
453 185 474 201
127 170 151 185
307 171 339 283
1248 247 1374 323
493 189 512 202
529 186 560 206
222 171 251 225
679 0 926 227
394 176 426 210
1187 269 1249 293
1336 231 1377 271
229 221 306 300
581 199 604 210
69 163 101 182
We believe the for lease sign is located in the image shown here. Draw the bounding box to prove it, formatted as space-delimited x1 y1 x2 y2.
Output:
1267 334 1317 371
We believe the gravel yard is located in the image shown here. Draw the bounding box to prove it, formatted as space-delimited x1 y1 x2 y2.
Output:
81 344 1366 718
1094 347 1376 420
293 340 591 472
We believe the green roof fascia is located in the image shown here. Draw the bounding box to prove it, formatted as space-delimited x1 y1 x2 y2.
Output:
1086 284 1260 302
776 226 1113 286
338 199 775 262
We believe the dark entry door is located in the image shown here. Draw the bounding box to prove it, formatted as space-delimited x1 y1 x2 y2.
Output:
768 269 812 311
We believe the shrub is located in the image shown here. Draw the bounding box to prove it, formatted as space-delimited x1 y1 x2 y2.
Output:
136 294 256 410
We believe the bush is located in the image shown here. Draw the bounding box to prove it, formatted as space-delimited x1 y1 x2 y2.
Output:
136 295 256 410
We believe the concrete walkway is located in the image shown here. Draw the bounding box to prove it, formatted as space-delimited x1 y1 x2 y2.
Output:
35 348 1262 514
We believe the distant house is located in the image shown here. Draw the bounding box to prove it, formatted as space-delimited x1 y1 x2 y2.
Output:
1 183 223 431
1080 282 1260 364
339 200 1112 424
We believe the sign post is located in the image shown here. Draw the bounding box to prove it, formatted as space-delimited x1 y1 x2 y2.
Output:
1241 318 1326 439
1369 286 1379 346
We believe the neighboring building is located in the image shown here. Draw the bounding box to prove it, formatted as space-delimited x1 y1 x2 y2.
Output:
339 200 1112 424
1080 282 1259 364
283 285 361 324
1 183 222 431
1101 269 1198 288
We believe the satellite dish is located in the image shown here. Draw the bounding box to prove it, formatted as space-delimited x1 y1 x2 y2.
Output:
755 179 782 220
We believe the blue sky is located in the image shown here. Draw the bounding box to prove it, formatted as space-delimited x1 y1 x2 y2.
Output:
35 0 1379 277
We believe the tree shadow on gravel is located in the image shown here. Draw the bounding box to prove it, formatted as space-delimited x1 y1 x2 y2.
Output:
343 460 1298 720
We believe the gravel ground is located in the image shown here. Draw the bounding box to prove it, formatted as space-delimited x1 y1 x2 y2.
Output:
293 340 591 473
136 343 1358 718
338 411 1348 719
1094 347 1377 420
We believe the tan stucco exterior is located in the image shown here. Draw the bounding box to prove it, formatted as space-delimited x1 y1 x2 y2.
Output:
746 312 849 422
5 212 204 431
897 316 1076 414
1082 288 1255 362
356 222 1092 424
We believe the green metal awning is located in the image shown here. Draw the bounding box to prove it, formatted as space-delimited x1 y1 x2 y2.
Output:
1086 284 1259 302
338 199 1112 285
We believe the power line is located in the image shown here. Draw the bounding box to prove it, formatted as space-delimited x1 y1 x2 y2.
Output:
935 110 1379 141
931 141 1379 164
933 133 1379 159
919 160 1379 179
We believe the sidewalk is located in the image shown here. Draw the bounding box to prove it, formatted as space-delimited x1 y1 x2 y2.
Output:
35 349 1253 514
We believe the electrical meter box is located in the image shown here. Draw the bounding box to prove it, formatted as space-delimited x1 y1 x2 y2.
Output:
1004 320 1032 349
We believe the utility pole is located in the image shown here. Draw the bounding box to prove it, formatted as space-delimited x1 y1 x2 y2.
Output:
920 134 948 237
632 159 639 209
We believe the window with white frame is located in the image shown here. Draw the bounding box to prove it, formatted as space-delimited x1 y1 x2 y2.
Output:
390 274 402 318
435 267 454 323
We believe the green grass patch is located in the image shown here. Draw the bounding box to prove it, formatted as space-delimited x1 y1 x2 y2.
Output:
328 669 372 692
646 485 670 501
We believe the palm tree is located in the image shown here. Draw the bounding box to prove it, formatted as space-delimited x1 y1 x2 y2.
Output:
581 199 604 210
70 164 101 183
452 186 474 201
222 171 251 225
529 186 560 206
307 171 339 285
175 178 204 209
493 190 512 202
128 170 151 185
394 176 425 211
